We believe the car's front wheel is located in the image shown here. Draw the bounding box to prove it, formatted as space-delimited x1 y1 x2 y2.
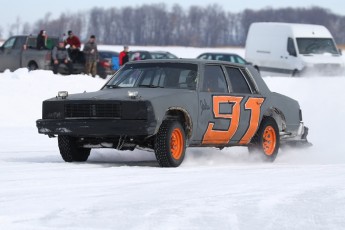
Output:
154 120 186 167
58 135 91 162
250 117 280 161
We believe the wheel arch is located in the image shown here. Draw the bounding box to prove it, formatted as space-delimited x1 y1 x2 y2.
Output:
27 60 38 70
163 107 193 140
262 107 286 132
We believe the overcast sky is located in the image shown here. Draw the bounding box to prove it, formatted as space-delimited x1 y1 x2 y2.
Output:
1 0 344 36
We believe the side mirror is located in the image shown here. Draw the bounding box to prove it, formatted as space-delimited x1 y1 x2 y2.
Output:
338 48 342 55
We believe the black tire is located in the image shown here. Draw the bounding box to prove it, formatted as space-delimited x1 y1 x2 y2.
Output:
28 62 38 71
154 120 186 167
250 117 280 161
292 69 299 77
58 135 90 162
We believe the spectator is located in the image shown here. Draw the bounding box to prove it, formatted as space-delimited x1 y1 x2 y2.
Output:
65 30 81 62
133 52 141 61
37 30 47 50
83 35 99 77
119 46 129 66
52 40 73 75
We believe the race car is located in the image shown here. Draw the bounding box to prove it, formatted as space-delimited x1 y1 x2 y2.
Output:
36 59 309 167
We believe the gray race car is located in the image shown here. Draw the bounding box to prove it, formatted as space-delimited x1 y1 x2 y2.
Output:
36 59 309 167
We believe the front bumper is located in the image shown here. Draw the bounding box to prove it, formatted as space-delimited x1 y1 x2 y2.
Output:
36 119 156 137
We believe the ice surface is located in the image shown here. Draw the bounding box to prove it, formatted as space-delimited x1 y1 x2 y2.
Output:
0 46 345 229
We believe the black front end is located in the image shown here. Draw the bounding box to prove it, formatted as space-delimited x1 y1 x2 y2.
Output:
36 99 157 138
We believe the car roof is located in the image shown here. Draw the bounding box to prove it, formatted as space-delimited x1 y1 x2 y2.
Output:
150 51 171 53
98 50 119 54
198 52 241 56
126 58 247 68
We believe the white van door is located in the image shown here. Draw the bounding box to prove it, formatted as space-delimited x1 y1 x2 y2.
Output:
278 37 299 75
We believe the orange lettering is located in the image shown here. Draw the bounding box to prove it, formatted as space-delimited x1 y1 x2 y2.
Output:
239 97 265 144
202 96 243 144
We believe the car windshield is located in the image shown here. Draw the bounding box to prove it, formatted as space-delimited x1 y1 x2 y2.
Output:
106 63 198 90
296 38 339 55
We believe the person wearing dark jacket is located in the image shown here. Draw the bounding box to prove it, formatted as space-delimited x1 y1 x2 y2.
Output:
83 35 99 77
65 30 81 62
52 41 73 75
37 30 47 50
119 46 129 66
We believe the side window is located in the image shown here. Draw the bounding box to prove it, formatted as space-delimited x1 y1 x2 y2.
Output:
235 56 246 64
226 67 251 94
202 65 228 93
287 37 297 57
14 37 27 49
3 37 16 49
198 54 208 59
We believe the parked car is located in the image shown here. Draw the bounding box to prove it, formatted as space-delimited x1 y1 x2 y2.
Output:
197 52 249 65
97 50 119 78
150 51 178 59
36 59 309 167
128 50 153 61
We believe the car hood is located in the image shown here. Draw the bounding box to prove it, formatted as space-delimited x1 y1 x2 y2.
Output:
50 88 195 101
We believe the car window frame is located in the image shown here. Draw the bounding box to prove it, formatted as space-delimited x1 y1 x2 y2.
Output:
201 64 229 93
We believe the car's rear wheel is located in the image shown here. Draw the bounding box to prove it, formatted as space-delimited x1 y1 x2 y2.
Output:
58 135 90 162
250 117 280 161
28 62 38 71
154 120 186 167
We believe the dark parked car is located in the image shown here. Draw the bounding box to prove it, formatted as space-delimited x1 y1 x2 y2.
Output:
97 50 119 78
58 50 119 78
150 51 178 59
36 59 309 167
197 52 249 65
128 50 152 61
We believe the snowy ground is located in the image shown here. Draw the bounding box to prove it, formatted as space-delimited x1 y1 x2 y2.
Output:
1 47 345 229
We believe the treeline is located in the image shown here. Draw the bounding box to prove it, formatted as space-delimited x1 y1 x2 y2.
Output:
3 4 345 46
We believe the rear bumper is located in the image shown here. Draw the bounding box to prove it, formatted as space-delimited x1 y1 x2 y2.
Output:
36 119 156 137
280 122 309 143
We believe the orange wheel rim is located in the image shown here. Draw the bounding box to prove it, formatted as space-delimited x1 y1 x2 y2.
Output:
262 126 276 156
170 128 184 160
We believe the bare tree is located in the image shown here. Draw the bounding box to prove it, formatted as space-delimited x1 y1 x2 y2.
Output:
19 4 345 46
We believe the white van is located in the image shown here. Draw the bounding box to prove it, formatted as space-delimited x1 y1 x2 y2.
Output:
245 22 344 76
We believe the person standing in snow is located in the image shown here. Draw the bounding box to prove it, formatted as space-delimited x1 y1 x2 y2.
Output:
83 35 99 77
119 46 129 66
64 30 81 62
52 40 73 75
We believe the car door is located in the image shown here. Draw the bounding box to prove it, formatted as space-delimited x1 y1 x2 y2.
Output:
223 66 265 144
198 64 265 146
0 37 17 71
197 64 233 143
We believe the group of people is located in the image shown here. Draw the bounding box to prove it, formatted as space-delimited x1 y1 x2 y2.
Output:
39 29 132 77
38 30 99 77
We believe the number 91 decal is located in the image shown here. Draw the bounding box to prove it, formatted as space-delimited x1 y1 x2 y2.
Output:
202 96 265 145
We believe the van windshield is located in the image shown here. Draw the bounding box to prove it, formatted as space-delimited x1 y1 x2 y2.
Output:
296 38 339 55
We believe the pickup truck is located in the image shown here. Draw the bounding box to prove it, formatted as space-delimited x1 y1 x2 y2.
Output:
0 35 59 72
36 59 310 167
0 35 116 78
